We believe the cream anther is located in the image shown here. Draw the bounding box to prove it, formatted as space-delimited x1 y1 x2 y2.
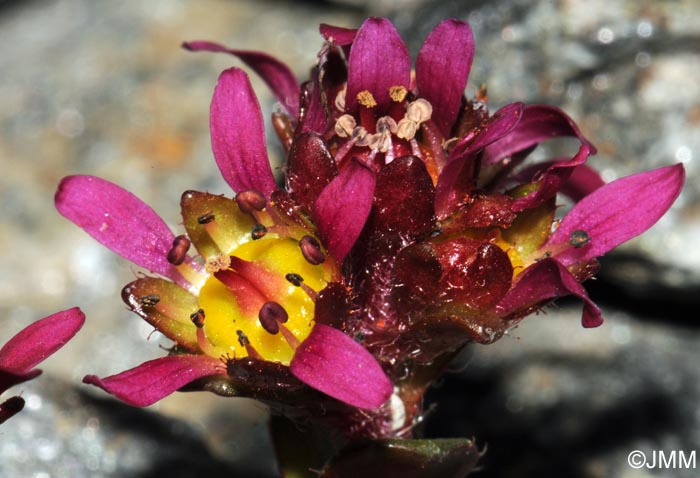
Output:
335 114 356 138
406 99 433 124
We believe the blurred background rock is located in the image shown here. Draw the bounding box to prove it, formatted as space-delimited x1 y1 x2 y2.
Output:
0 0 697 477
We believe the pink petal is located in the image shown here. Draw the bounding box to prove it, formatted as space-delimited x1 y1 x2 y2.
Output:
83 355 223 407
547 164 685 266
346 18 411 111
416 19 474 137
319 23 358 46
561 163 605 202
482 105 595 166
183 40 299 116
0 308 85 374
56 176 191 287
511 144 592 211
290 324 392 410
435 102 523 218
210 67 276 197
313 159 376 263
497 258 603 327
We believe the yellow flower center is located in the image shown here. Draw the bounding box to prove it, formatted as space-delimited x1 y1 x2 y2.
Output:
198 236 333 364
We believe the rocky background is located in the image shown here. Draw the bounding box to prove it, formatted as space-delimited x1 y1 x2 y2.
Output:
0 0 698 477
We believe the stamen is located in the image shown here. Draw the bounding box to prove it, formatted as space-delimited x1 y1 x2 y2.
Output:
357 90 377 108
353 126 371 147
285 273 318 301
167 235 191 266
389 85 408 103
477 83 488 102
335 87 346 112
376 116 398 135
406 99 433 124
569 230 591 248
285 273 304 287
251 223 267 240
189 308 221 357
299 235 326 265
335 114 356 138
237 330 262 360
258 301 289 335
197 211 215 225
396 117 418 140
139 294 160 308
235 190 267 215
190 308 206 328
410 138 423 159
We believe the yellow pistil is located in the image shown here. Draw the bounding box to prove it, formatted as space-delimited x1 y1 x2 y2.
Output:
198 237 333 365
357 90 377 108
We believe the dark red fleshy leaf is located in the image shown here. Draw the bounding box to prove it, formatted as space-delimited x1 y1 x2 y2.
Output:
366 155 436 240
286 132 338 213
297 78 328 136
183 40 299 116
497 258 603 327
346 18 411 112
391 243 442 315
416 19 474 137
434 239 513 310
441 193 516 233
314 282 355 330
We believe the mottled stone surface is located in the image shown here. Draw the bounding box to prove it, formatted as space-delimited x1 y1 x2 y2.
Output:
425 304 700 478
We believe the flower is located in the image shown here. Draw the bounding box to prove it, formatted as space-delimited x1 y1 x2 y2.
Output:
0 308 85 424
57 17 684 439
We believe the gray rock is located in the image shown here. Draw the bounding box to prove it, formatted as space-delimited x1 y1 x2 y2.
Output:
426 305 700 478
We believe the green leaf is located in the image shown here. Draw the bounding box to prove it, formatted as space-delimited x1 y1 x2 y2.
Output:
321 438 481 478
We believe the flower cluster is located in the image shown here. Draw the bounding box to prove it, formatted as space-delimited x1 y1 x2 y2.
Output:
0 308 84 424
56 17 684 441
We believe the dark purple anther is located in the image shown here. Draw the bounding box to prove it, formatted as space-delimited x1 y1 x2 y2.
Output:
235 190 267 215
299 235 326 265
190 308 205 328
258 301 289 335
285 273 304 287
197 211 215 225
167 235 191 265
251 223 267 240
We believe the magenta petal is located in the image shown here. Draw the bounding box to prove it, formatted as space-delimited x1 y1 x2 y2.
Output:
320 23 358 46
435 102 524 218
497 258 603 327
290 324 392 409
511 144 592 211
416 19 474 137
183 40 299 116
483 105 595 166
313 159 376 262
548 164 685 266
210 67 276 197
56 176 190 287
83 355 223 407
0 308 85 374
561 163 605 202
346 18 411 111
